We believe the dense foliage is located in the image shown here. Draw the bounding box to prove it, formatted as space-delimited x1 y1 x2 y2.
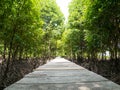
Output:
0 0 64 61
61 0 120 61
39 0 64 58
0 0 64 88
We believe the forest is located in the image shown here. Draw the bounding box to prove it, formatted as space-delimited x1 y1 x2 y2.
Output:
0 0 120 89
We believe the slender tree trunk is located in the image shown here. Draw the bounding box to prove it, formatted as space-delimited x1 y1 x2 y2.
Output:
114 40 118 59
19 48 23 60
3 41 7 61
102 52 104 60
2 28 15 82
12 45 19 61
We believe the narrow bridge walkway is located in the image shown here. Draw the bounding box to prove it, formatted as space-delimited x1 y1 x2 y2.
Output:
5 57 120 90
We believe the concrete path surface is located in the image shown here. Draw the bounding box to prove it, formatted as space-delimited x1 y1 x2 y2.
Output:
4 57 120 90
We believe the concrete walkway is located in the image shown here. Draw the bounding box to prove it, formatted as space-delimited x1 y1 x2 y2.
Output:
5 57 120 90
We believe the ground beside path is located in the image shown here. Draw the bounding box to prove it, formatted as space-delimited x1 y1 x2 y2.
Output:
5 57 120 90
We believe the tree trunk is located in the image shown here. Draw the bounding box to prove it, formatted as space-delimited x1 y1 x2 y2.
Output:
3 41 7 61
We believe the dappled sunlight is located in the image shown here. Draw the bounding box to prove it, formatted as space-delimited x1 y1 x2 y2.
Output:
94 83 101 88
78 86 90 90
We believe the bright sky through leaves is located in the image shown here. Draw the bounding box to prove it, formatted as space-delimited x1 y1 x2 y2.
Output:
56 0 72 22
